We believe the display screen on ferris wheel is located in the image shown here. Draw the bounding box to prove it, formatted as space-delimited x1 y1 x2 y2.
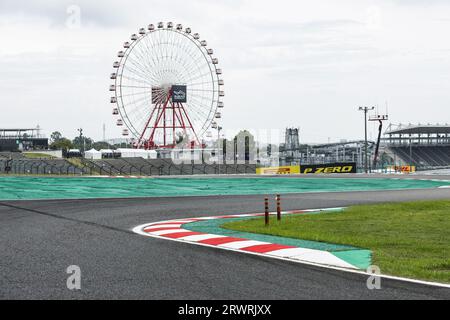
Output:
171 85 187 103
110 22 224 150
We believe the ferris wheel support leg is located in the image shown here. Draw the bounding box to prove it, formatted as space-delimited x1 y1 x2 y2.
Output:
148 90 172 148
137 103 159 149
163 106 167 147
172 101 176 146
175 103 188 138
179 103 201 145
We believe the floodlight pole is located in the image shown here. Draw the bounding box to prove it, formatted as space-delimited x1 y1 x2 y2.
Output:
409 136 413 174
358 107 375 174
217 126 222 175
77 128 84 155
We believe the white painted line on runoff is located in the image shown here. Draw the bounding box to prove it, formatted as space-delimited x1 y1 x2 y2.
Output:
289 251 357 269
266 247 316 258
147 219 198 225
179 234 227 242
149 229 191 236
219 240 270 249
144 224 184 230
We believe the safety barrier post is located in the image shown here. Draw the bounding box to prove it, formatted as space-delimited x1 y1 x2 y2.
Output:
276 194 281 221
265 197 269 226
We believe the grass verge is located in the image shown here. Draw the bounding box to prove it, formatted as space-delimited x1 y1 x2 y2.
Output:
22 153 56 159
66 158 100 175
222 200 450 283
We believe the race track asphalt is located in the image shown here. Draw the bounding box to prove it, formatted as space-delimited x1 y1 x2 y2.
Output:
1 188 449 300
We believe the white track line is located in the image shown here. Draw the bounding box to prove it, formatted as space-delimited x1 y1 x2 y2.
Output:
144 224 184 230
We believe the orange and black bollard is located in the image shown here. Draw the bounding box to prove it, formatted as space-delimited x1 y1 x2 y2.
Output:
264 197 269 226
276 194 281 221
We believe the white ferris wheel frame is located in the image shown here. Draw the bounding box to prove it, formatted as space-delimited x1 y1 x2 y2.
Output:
110 22 224 149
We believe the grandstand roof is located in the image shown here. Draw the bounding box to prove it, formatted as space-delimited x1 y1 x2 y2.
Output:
0 128 44 139
385 124 450 135
0 128 37 131
311 140 374 148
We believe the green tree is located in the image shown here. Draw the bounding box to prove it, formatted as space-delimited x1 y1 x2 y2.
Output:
112 143 132 149
50 131 63 144
72 136 93 151
50 138 73 151
92 141 113 150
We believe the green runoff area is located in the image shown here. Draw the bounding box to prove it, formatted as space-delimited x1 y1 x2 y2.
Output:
0 176 449 200
223 200 450 283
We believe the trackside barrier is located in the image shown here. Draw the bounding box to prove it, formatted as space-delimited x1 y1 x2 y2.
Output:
256 162 357 175
388 165 416 173
299 162 357 174
1 159 257 176
256 166 300 175
276 194 281 221
265 197 269 226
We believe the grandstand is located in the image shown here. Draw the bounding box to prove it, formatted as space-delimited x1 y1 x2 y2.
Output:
0 128 48 152
382 124 450 169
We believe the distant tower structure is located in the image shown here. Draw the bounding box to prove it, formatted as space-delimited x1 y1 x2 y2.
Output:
281 127 301 165
285 128 300 151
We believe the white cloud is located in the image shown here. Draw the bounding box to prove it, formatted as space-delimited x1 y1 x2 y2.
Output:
0 0 449 143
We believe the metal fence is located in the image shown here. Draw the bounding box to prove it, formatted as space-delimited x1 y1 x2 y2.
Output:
0 158 257 176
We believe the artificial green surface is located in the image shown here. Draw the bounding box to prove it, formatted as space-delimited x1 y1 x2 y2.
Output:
0 176 449 200
184 214 372 269
223 200 450 283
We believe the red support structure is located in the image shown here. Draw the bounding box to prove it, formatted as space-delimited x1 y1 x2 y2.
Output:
179 103 201 145
136 89 201 150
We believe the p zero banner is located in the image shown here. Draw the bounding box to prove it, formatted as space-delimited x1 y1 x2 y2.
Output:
256 166 300 175
299 162 357 174
256 163 357 175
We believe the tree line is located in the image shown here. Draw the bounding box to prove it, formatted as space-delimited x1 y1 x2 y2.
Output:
49 131 130 152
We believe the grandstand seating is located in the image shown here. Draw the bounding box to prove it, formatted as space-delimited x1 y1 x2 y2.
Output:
388 146 450 168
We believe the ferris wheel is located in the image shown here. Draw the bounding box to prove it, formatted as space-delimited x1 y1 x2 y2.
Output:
109 22 224 150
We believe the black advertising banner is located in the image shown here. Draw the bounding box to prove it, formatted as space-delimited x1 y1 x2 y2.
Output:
299 162 357 174
172 85 187 103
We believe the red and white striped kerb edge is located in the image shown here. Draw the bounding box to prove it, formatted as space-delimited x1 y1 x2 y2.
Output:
132 208 359 269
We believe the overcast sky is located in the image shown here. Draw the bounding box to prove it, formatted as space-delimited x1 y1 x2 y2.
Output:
0 0 449 143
